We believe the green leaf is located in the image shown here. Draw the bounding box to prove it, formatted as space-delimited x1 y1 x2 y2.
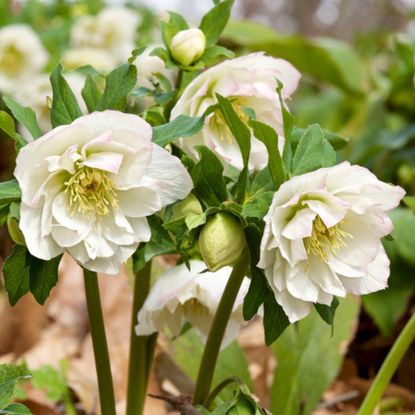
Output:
250 119 285 188
32 366 66 401
0 364 31 409
160 11 189 49
168 329 252 402
404 196 415 214
291 124 336 176
81 75 102 113
200 45 235 66
0 180 21 204
216 94 251 168
96 64 137 111
1 403 32 414
271 295 359 415
3 245 30 307
242 191 273 219
50 64 83 128
263 293 290 346
192 146 228 207
390 208 415 266
3 97 42 139
243 269 269 321
0 111 17 141
314 297 339 326
29 254 62 305
132 216 176 273
223 20 365 95
291 126 349 150
152 114 205 147
199 0 234 46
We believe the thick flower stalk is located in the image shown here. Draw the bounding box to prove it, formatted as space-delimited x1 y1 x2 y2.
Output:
14 110 192 274
136 260 250 348
258 162 405 322
0 24 48 94
171 52 301 170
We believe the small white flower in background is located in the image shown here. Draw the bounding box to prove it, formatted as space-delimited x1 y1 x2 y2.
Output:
0 24 48 94
258 162 405 323
15 73 87 138
136 260 250 348
171 52 301 171
14 111 193 275
70 7 140 63
133 47 177 90
169 28 206 66
61 47 117 74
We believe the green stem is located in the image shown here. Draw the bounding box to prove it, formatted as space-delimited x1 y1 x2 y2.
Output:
193 254 250 406
358 312 415 415
83 269 116 415
126 261 152 415
204 377 242 409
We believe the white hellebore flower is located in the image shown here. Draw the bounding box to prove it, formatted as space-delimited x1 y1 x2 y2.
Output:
61 47 117 74
0 24 48 94
15 73 87 137
136 260 250 348
258 162 405 323
170 28 206 66
14 111 192 275
171 52 301 171
70 7 139 63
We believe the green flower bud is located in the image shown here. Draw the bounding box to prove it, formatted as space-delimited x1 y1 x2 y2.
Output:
7 214 25 246
199 212 246 272
171 193 203 219
170 28 206 66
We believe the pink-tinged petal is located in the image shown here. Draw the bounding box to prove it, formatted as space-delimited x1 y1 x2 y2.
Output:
144 144 193 207
73 110 152 142
20 203 63 260
82 151 124 174
118 186 161 217
340 243 390 295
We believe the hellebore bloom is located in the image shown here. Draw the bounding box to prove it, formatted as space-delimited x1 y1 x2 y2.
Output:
258 162 405 322
14 111 192 274
171 52 300 170
0 24 48 94
136 260 250 348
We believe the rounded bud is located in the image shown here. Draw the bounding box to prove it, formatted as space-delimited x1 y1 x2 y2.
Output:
7 215 25 246
170 28 206 66
199 212 246 272
171 193 203 219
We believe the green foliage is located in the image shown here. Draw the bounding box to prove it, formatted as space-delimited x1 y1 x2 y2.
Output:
291 124 336 176
31 365 67 401
263 292 290 346
271 296 359 415
3 245 62 306
199 0 234 47
0 403 32 414
314 297 340 326
81 74 103 113
50 64 83 127
0 364 31 411
0 180 21 205
168 329 252 402
223 20 365 95
96 64 137 111
3 97 42 140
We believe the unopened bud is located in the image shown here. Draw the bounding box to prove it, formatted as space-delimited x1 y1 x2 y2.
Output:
7 215 25 246
171 193 203 219
199 212 246 272
170 28 206 66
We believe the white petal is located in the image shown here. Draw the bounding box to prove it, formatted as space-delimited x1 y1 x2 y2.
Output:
282 208 316 239
118 187 162 217
82 151 124 174
275 290 312 323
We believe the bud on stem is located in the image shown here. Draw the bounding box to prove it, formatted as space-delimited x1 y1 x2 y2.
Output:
170 28 206 66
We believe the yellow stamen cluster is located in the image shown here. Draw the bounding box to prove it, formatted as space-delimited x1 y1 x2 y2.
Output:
0 44 24 75
65 166 118 216
304 216 352 261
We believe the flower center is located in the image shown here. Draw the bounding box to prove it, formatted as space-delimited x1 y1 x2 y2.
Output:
211 99 250 143
304 216 352 261
0 44 24 75
65 166 118 216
